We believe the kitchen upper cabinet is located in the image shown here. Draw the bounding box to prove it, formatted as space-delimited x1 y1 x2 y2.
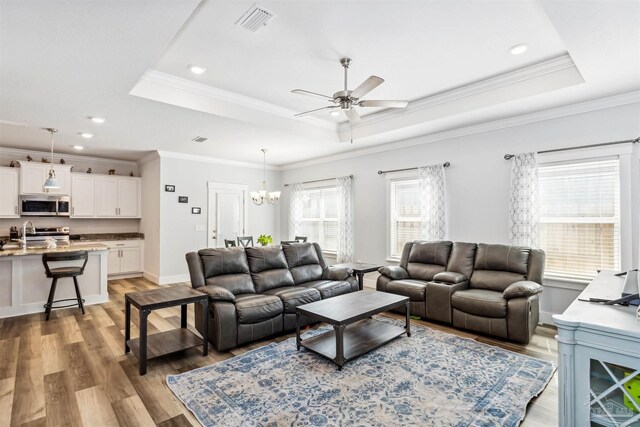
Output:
70 174 96 217
95 176 141 218
0 167 19 218
19 162 71 195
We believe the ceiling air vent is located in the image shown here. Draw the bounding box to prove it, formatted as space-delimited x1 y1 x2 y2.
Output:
235 3 277 32
192 136 208 143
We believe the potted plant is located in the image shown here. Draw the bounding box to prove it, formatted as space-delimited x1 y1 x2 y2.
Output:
257 234 273 246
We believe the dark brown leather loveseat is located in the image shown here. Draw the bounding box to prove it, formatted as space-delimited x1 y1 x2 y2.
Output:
186 242 357 351
377 241 545 344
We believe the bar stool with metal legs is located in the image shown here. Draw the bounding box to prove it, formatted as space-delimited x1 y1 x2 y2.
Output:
42 250 88 320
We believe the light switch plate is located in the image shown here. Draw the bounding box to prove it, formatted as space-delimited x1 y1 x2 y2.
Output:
195 225 206 231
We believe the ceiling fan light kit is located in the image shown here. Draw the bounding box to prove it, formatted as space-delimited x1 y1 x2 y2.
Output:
292 57 409 142
250 148 280 206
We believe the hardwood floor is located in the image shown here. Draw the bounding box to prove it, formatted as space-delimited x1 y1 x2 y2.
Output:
0 277 558 426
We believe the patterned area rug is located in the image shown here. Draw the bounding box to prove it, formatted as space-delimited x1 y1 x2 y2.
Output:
167 317 555 427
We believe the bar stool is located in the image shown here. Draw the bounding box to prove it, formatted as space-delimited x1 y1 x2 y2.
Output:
42 251 88 321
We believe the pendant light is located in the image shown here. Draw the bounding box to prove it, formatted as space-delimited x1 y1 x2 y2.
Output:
250 149 280 206
43 128 60 190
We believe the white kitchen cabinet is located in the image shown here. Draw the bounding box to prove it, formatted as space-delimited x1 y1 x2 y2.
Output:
95 176 140 218
107 240 143 276
19 162 71 195
0 167 19 218
70 174 96 217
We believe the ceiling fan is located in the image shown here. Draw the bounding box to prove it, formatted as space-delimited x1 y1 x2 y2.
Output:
292 57 408 127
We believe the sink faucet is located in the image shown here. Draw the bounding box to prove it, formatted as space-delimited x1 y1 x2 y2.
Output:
20 220 35 250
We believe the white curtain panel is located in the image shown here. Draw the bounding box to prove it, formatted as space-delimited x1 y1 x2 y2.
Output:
509 152 539 247
418 164 447 241
288 182 304 239
336 175 354 263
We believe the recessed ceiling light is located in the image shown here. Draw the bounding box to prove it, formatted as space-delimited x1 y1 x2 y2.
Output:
89 117 105 123
79 132 93 138
330 110 340 116
508 43 528 55
72 145 84 150
188 65 206 74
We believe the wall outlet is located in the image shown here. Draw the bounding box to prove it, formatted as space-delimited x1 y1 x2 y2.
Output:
195 225 206 231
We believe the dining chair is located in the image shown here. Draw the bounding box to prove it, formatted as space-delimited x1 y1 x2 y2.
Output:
280 240 297 245
294 236 308 243
237 236 254 247
224 239 236 248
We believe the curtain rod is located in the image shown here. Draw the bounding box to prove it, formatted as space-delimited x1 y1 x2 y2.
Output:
377 162 451 175
503 137 640 160
283 174 353 187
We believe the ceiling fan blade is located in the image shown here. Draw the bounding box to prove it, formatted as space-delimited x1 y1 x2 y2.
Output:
358 100 408 108
351 76 384 99
294 105 338 117
291 89 334 102
344 108 360 123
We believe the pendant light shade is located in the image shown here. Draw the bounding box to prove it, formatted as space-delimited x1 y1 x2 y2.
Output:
43 128 60 190
251 149 280 206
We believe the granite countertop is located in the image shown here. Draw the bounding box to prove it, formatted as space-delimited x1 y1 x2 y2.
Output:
0 243 109 257
70 232 144 242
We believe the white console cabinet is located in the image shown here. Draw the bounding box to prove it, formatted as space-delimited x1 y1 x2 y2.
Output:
554 271 640 426
0 167 19 217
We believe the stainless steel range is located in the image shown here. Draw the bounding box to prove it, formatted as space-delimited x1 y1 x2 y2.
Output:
19 226 70 247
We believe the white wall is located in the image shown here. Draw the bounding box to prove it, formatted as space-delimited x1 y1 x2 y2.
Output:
139 155 161 283
155 155 281 283
280 102 640 323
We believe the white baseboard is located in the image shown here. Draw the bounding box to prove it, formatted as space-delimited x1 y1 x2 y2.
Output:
0 295 109 319
108 272 143 280
159 274 190 285
539 310 556 326
143 271 160 284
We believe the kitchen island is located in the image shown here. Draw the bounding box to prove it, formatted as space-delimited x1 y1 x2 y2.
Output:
0 243 109 318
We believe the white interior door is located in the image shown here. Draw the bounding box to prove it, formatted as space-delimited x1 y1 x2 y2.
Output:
207 183 248 248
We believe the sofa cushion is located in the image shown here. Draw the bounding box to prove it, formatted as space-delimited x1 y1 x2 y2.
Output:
406 263 446 281
408 241 452 266
205 274 255 295
446 242 477 278
469 270 527 292
473 243 530 275
234 294 283 324
451 289 507 318
282 243 320 268
386 279 427 302
299 280 352 299
245 246 295 292
263 286 321 313
289 264 324 285
199 247 250 276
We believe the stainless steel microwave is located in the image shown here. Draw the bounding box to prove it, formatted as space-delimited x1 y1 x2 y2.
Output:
20 195 70 217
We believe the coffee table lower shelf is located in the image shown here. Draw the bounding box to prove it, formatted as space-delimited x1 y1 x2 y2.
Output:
299 318 408 368
127 329 203 360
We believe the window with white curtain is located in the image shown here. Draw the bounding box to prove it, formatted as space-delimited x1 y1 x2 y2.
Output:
538 158 621 281
389 178 422 258
300 186 338 251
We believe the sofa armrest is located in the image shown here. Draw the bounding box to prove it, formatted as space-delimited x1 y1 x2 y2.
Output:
186 252 205 288
433 271 467 284
198 285 236 303
322 266 353 281
503 281 543 300
378 266 409 280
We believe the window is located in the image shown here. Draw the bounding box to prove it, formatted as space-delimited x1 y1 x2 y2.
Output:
538 158 621 281
300 187 338 251
389 178 421 258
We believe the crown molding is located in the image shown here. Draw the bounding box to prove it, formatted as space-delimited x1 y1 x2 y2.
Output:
138 70 336 131
155 150 282 170
282 90 640 170
337 54 580 133
0 146 138 168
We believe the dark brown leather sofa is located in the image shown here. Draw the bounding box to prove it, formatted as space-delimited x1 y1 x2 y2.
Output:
377 241 545 344
186 242 357 351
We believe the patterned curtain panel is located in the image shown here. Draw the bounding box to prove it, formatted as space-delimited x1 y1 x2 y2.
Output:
336 176 354 263
509 152 539 247
288 182 304 239
418 165 447 240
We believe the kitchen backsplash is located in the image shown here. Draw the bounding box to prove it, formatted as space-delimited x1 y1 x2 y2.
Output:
0 218 140 235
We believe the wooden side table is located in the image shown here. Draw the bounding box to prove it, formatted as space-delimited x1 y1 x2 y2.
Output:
124 286 208 375
332 262 382 291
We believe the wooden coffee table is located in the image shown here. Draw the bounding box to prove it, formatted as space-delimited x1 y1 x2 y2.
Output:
124 286 208 375
296 290 410 369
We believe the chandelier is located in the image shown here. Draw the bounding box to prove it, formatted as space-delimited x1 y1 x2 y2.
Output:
43 128 60 190
250 149 280 206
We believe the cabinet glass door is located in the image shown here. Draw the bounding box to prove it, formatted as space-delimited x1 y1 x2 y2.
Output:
589 359 640 426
